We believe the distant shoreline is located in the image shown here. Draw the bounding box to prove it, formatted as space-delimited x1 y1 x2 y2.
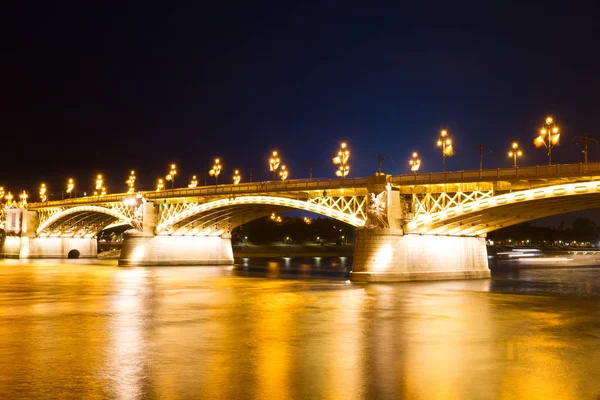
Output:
233 244 354 258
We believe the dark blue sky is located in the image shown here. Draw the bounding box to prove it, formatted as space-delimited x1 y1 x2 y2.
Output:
3 2 600 225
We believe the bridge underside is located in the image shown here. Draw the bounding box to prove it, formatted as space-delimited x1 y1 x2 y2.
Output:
408 190 600 236
38 211 126 237
163 205 290 236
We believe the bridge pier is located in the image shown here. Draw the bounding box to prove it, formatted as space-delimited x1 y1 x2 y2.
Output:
350 228 490 282
119 231 234 266
0 236 97 259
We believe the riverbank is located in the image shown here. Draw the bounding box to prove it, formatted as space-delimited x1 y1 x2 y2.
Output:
233 244 354 258
97 244 355 259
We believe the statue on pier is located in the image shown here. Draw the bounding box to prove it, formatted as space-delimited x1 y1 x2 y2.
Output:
365 184 390 228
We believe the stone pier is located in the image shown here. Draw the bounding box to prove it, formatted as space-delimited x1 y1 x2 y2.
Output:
350 228 490 282
119 231 234 266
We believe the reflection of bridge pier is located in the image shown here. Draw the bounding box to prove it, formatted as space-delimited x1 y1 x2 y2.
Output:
4 163 600 281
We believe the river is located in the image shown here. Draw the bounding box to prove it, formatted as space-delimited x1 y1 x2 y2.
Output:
0 257 599 399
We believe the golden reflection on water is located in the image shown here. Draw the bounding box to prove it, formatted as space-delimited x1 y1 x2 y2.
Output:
0 260 599 399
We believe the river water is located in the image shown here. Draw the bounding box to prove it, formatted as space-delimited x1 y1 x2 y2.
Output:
0 257 599 399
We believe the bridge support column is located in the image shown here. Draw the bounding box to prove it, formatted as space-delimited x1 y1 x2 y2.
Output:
21 237 97 259
119 231 234 266
351 228 490 282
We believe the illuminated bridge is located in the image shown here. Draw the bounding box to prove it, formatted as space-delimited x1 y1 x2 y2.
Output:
2 161 600 282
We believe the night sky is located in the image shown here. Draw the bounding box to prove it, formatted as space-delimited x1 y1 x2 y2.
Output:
3 3 600 224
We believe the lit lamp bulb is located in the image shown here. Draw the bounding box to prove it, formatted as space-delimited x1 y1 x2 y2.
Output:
279 165 288 181
269 150 281 181
20 191 28 205
166 163 177 188
508 142 523 167
209 158 222 185
39 183 47 202
95 174 103 191
66 179 75 198
188 175 198 188
333 141 350 180
156 178 164 191
534 115 560 164
436 129 454 171
126 170 136 194
233 170 241 185
409 151 421 173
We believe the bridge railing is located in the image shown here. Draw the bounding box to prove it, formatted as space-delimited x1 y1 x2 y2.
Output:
390 161 600 185
27 177 371 207
25 162 600 208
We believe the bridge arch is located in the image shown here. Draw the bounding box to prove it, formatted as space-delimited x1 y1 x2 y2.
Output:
406 180 600 236
156 195 367 236
36 205 133 236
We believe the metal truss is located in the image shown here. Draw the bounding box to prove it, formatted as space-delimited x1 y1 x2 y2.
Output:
36 204 135 236
156 195 368 235
406 180 600 236
307 195 368 222
412 190 493 217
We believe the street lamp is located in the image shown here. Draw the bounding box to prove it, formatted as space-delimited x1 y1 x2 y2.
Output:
233 170 241 185
20 191 28 206
165 163 177 189
126 170 136 194
333 142 350 181
270 213 282 223
209 158 222 185
269 150 281 181
188 175 198 188
437 129 454 172
95 174 103 191
508 142 523 168
0 187 4 204
279 165 288 182
5 191 13 204
534 116 560 165
39 183 47 202
66 178 74 198
409 151 421 173
156 178 164 191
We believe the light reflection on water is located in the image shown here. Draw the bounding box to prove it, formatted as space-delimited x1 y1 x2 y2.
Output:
0 258 598 399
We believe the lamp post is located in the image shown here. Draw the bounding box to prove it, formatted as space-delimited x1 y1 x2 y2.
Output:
39 183 47 202
209 158 222 185
233 170 241 185
0 187 4 204
126 170 136 194
5 191 13 205
66 178 74 199
437 130 454 172
333 142 350 181
165 163 177 189
188 175 198 188
573 133 599 165
534 116 560 165
269 151 281 182
156 178 164 191
279 165 288 182
19 191 28 206
409 151 421 173
508 142 523 168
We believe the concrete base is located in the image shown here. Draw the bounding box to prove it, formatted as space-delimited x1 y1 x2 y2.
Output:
0 236 21 258
0 236 97 259
119 232 234 266
351 228 490 282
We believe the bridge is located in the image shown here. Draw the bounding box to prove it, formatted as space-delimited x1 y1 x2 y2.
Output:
2 161 600 282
